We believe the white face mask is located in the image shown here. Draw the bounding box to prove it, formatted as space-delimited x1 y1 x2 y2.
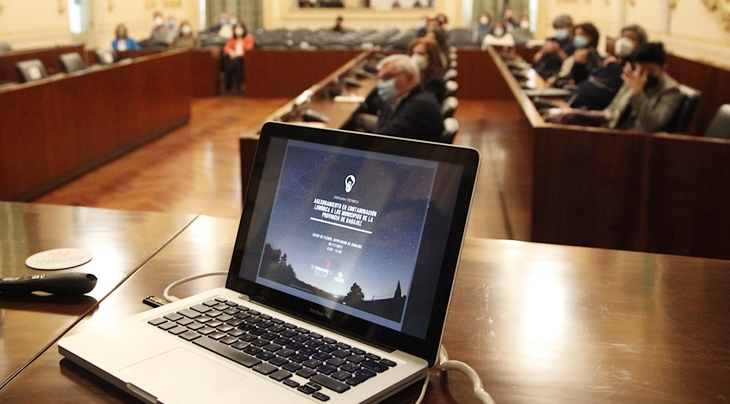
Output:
181 25 192 35
411 54 428 71
377 78 399 103
234 27 244 37
154 17 164 26
479 16 489 25
614 37 636 58
520 20 530 29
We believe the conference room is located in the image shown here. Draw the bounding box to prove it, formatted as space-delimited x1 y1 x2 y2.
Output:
1 1 730 403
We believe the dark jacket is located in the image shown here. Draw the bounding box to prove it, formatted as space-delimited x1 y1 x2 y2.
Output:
376 84 445 142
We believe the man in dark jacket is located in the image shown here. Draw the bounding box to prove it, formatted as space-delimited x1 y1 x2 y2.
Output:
374 54 444 142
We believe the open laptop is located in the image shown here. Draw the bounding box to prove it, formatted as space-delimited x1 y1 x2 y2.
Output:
59 122 480 403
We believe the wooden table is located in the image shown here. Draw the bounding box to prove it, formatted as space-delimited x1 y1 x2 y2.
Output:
0 202 196 389
2 207 729 403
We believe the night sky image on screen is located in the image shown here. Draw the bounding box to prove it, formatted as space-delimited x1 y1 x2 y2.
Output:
257 141 436 327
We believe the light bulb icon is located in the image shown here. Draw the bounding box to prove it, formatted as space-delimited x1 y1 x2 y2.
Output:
345 175 356 193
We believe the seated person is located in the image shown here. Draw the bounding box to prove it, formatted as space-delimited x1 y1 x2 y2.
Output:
332 16 347 33
112 24 140 51
149 11 171 46
424 26 450 67
481 21 515 49
548 22 602 88
533 14 575 79
502 9 517 32
171 20 201 48
408 36 447 102
511 15 534 46
473 11 493 45
374 54 445 142
208 12 229 34
569 24 648 110
223 22 255 94
550 42 683 133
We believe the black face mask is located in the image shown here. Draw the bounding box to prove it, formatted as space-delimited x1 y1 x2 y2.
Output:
645 75 660 89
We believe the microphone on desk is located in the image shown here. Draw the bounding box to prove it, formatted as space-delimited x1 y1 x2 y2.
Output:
0 273 97 296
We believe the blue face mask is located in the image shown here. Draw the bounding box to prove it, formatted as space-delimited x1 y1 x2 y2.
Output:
493 28 504 37
555 28 569 40
377 79 398 103
573 35 589 49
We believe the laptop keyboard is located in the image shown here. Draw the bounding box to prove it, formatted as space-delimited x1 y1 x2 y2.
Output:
148 297 397 402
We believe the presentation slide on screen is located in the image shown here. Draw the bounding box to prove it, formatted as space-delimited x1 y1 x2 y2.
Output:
256 141 437 328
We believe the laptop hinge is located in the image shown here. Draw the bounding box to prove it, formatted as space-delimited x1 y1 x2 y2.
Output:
238 294 250 301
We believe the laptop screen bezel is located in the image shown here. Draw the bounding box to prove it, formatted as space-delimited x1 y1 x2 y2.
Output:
226 122 479 367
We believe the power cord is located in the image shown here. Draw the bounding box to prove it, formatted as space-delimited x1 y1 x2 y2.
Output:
161 273 495 403
415 345 496 404
162 271 227 302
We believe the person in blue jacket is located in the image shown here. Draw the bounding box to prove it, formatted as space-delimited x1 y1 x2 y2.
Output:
112 24 141 51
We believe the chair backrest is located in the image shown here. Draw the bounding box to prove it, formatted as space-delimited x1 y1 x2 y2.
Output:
703 104 730 139
95 49 118 65
441 96 459 118
443 68 458 82
443 80 458 98
666 84 701 134
59 52 85 73
15 59 48 83
440 117 460 144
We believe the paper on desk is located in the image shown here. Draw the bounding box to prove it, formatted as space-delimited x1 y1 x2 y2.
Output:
334 95 365 103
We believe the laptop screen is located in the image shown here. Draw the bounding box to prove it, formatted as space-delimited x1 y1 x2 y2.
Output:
227 122 479 365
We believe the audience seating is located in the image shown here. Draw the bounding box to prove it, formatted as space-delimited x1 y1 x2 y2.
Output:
703 104 730 139
441 96 459 118
667 84 701 134
441 117 460 144
59 52 84 73
443 80 458 98
15 59 48 82
95 49 118 65
443 68 457 82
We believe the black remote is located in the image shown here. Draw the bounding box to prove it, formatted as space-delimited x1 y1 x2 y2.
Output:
0 273 97 295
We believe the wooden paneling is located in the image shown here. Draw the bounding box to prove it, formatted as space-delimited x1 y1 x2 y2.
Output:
245 49 363 98
0 45 85 83
0 50 191 201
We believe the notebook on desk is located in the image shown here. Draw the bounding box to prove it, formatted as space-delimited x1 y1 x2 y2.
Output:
59 121 480 404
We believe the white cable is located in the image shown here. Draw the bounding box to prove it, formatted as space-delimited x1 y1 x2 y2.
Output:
162 271 228 302
435 345 497 404
413 371 431 404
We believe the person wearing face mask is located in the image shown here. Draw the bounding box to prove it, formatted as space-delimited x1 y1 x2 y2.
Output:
218 15 238 39
547 22 601 88
408 37 446 102
551 43 683 133
112 23 140 51
208 12 229 34
568 24 648 110
373 55 444 142
511 15 534 46
164 16 180 45
149 11 172 46
172 20 200 49
533 14 575 79
223 22 255 94
473 12 492 44
481 21 515 49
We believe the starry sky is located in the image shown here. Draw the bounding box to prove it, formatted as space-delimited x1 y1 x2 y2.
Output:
261 141 437 302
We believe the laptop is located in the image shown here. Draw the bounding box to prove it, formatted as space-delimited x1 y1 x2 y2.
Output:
59 122 480 403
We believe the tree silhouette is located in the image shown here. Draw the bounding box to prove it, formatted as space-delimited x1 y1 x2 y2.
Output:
343 282 364 306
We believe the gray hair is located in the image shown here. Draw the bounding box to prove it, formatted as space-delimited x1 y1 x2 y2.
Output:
552 14 573 29
377 54 420 83
622 24 648 45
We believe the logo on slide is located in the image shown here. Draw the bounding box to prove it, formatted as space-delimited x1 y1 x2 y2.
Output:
344 175 356 193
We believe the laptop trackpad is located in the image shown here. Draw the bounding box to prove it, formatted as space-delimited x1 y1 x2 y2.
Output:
120 347 246 404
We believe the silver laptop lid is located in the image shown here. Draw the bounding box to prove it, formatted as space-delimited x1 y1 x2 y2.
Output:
226 122 479 367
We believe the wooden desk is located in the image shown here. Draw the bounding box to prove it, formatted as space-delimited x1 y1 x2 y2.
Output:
239 50 377 195
0 49 192 201
2 212 729 403
0 202 196 390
